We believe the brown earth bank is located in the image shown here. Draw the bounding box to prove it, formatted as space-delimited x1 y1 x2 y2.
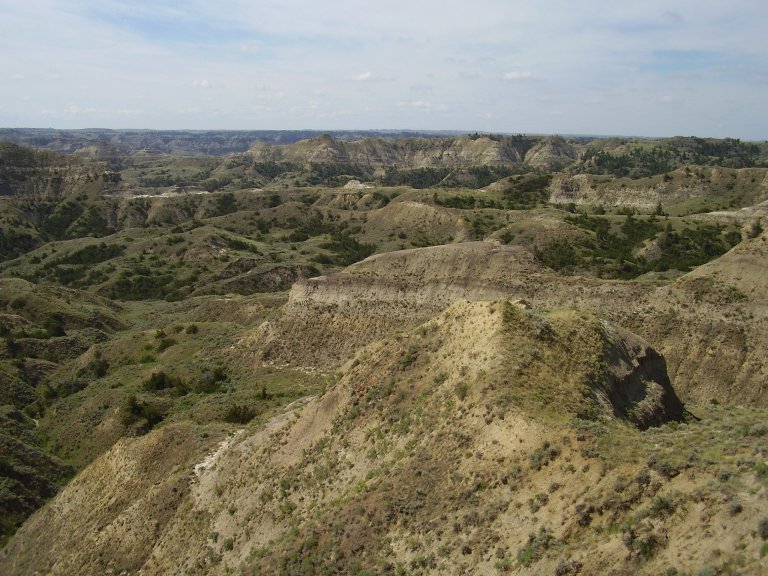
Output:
2 244 767 574
2 134 768 574
7 301 766 575
247 233 768 407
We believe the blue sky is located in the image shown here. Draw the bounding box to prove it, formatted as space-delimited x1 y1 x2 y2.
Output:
1 0 766 138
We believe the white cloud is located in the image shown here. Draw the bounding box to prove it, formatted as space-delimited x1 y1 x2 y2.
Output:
397 100 432 110
316 109 354 119
116 108 144 116
409 84 434 94
238 43 260 54
503 71 534 81
0 0 765 136
351 71 396 83
661 11 684 24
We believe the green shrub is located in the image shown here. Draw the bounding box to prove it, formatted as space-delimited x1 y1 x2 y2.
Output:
194 366 227 393
758 517 768 540
381 166 449 188
320 232 376 266
647 457 680 479
156 337 177 352
81 352 109 378
534 239 577 272
224 404 256 424
529 441 560 470
43 314 66 337
121 394 166 429
52 242 124 266
753 459 768 478
622 522 663 559
648 494 677 518
142 371 185 394
517 528 557 567
55 378 88 398
9 298 26 310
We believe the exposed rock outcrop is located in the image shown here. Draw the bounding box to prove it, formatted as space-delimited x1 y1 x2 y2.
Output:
247 135 534 169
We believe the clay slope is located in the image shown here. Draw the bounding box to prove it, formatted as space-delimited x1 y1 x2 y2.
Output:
12 302 752 576
621 230 768 405
245 242 552 367
362 200 473 245
523 136 577 171
549 167 768 211
248 233 768 406
0 424 226 575
247 135 533 169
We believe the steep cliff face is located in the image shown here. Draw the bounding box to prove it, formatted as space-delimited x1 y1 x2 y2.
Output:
592 323 685 429
0 142 111 199
548 173 694 209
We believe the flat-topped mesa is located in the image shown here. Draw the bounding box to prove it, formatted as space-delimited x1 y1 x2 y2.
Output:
250 242 553 368
288 241 550 308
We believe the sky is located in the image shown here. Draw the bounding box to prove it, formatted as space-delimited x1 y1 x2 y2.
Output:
1 0 766 139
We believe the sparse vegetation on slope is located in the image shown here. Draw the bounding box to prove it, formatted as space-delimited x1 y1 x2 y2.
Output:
1 133 767 572
3 301 766 575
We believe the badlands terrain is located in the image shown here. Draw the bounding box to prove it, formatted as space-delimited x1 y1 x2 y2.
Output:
0 131 767 575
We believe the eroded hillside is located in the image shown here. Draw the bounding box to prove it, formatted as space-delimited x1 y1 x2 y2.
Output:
2 302 766 575
246 234 768 407
1 134 767 573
